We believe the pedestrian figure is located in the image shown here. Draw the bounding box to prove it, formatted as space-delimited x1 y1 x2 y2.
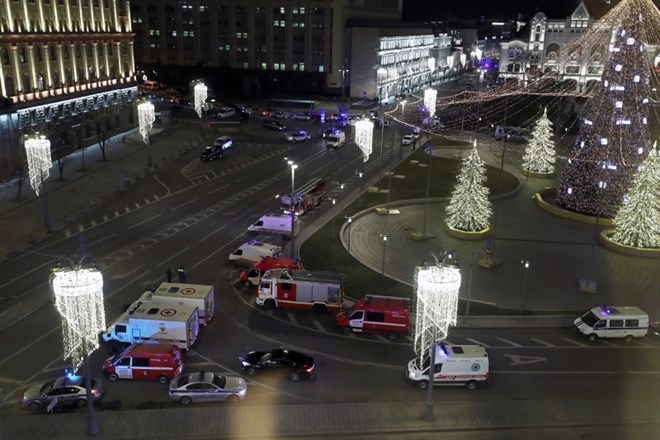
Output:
412 138 417 151
178 266 186 283
166 268 173 283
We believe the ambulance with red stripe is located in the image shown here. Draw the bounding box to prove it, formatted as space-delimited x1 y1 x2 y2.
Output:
101 303 200 355
406 344 489 390
240 257 303 287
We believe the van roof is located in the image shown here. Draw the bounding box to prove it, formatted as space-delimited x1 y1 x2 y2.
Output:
243 241 281 250
363 295 410 310
591 306 648 317
254 257 302 270
130 303 198 321
154 283 214 300
436 344 487 359
127 343 180 355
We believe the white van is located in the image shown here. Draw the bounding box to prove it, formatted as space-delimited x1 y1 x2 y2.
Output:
406 344 489 390
247 213 299 238
574 306 649 342
493 125 529 142
326 131 346 149
229 240 283 265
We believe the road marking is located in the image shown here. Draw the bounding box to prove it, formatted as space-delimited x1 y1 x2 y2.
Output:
530 338 556 347
312 320 326 332
599 340 618 347
496 337 522 347
374 335 390 343
206 184 230 195
503 354 547 366
199 224 227 242
89 233 117 247
235 172 256 183
155 247 191 268
466 337 489 347
0 377 25 385
561 337 587 347
172 198 198 210
233 206 257 221
286 312 297 325
128 214 161 230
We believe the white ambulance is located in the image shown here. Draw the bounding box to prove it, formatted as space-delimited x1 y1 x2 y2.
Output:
229 240 283 265
406 344 489 390
574 306 649 342
247 213 299 238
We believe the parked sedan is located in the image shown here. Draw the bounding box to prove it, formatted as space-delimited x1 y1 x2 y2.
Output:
401 134 414 145
239 349 315 382
22 375 104 412
285 130 311 143
169 371 247 405
293 112 312 121
263 120 286 131
200 145 224 161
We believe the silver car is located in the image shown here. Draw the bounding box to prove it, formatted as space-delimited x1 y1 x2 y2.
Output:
22 375 104 412
285 130 311 143
169 371 247 405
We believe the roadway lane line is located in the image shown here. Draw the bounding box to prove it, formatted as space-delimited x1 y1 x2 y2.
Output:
207 184 230 195
562 337 588 347
287 312 298 325
155 246 191 268
89 233 117 246
189 231 249 271
127 214 161 230
530 338 556 347
235 172 256 183
312 320 327 332
496 337 522 347
0 377 24 385
199 224 227 242
374 335 390 343
172 198 199 210
233 206 257 221
0 260 56 290
599 340 619 347
466 337 489 347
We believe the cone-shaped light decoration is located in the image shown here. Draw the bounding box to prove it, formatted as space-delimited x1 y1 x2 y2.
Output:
424 88 437 118
24 136 51 196
355 119 374 162
137 101 155 145
414 256 461 363
194 82 207 118
51 266 106 369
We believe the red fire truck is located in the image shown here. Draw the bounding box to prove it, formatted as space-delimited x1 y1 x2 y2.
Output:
280 177 326 215
257 269 345 313
240 257 303 287
336 295 411 339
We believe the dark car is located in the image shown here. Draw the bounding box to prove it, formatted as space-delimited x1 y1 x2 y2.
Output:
22 375 104 412
239 349 315 382
200 145 224 161
263 120 286 131
322 127 341 139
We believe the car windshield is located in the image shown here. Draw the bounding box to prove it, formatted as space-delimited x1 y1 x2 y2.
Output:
581 311 599 326
211 374 227 389
40 379 56 394
259 353 272 363
177 375 191 387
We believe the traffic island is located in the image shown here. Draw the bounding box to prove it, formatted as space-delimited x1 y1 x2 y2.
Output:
522 169 555 179
446 224 491 240
598 230 660 258
534 188 614 226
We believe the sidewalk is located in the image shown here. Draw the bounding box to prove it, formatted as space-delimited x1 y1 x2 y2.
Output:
3 398 658 439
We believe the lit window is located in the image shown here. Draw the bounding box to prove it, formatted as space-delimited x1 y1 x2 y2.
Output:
298 63 304 71
280 7 285 14
261 62 267 69
318 65 324 72
171 31 177 37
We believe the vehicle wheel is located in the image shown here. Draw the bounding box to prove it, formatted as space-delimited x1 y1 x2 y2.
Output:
227 395 240 403
624 335 633 342
28 402 42 412
588 334 598 342
387 331 399 340
418 380 429 390
312 304 327 314
290 372 300 382
243 281 252 288
466 381 478 391
76 399 87 408
246 367 257 376
108 373 119 382
179 396 192 405
158 375 169 384
264 299 276 310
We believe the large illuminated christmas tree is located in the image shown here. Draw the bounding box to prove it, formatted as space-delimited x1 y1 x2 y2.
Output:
522 107 555 174
555 0 652 218
445 142 492 231
609 143 660 248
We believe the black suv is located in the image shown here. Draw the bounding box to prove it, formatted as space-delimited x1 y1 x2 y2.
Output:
239 349 315 382
263 120 286 131
200 145 224 161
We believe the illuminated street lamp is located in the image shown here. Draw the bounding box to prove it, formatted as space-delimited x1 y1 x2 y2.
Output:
415 251 461 422
520 259 530 314
345 216 353 260
193 81 207 118
377 67 387 106
50 254 106 436
24 135 53 233
137 100 155 167
287 159 298 259
401 100 407 116
380 234 388 279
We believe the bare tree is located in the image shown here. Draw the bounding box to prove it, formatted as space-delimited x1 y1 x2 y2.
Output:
0 142 27 201
95 107 114 162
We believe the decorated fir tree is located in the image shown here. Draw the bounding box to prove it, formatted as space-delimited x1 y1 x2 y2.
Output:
522 107 555 174
445 142 492 231
555 0 653 218
609 142 660 248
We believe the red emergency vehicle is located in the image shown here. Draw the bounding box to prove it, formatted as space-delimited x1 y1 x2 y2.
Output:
280 177 326 215
336 295 410 339
240 257 303 287
257 269 345 313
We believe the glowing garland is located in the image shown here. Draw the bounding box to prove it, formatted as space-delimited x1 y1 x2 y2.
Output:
24 137 51 196
424 88 437 118
445 141 492 231
51 267 106 369
522 107 556 174
137 101 155 145
414 261 461 363
610 142 660 248
354 119 374 162
194 82 207 118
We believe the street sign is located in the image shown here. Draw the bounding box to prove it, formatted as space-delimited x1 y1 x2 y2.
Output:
47 397 59 413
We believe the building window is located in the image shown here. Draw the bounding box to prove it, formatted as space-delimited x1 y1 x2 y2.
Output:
318 65 324 72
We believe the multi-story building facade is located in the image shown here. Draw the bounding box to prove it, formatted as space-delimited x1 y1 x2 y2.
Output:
0 0 137 175
130 0 402 96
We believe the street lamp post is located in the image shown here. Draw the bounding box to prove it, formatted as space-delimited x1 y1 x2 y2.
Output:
346 216 352 260
331 198 337 237
422 143 433 237
377 67 386 107
357 171 364 207
287 159 298 259
339 183 345 216
340 65 349 104
401 100 407 117
520 260 530 314
380 234 388 279
378 120 385 191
